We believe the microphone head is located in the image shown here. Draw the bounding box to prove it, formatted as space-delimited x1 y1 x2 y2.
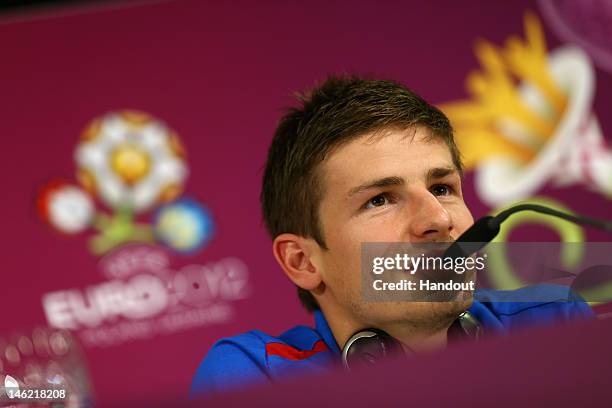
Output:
443 216 500 259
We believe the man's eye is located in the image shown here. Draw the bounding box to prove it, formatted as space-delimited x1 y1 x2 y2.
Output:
431 184 453 196
364 194 389 209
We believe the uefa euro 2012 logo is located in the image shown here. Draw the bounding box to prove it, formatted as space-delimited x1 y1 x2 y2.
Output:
36 111 214 255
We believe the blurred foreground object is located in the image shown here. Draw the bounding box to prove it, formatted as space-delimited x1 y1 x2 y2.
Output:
0 328 92 407
198 314 612 407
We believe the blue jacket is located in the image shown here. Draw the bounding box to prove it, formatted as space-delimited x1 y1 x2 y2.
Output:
190 285 593 396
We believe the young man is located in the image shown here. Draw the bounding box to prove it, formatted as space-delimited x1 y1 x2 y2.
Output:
190 76 592 396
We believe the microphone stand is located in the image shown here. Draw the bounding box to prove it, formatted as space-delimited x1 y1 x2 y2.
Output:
443 203 612 259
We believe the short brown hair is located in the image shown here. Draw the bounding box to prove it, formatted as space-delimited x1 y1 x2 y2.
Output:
261 75 462 312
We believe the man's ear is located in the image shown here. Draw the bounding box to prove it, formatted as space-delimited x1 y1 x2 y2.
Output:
272 233 322 291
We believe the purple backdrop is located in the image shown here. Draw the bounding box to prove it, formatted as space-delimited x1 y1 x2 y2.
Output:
0 0 610 405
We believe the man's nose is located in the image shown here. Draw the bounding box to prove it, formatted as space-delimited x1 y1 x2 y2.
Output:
406 191 453 242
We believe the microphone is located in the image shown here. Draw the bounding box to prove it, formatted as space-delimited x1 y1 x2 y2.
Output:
443 203 612 259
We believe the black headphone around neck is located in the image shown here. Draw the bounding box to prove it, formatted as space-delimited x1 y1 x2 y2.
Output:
341 311 482 371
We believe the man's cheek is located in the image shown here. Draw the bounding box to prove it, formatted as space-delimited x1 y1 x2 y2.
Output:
357 222 399 242
452 206 474 235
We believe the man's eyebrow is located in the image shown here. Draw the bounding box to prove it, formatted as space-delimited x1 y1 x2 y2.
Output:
427 166 457 180
347 176 404 197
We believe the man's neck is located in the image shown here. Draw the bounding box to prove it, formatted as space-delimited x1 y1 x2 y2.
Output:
321 305 456 354
382 322 451 353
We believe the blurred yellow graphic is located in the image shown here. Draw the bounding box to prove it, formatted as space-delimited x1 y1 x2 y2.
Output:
439 12 612 206
440 12 566 170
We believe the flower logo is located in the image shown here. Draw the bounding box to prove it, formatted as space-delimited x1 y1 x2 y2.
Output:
37 111 214 255
75 111 187 212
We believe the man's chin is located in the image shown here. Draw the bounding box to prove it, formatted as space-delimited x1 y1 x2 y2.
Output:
363 296 473 329
415 298 473 329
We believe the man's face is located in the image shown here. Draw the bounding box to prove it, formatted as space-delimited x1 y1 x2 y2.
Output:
312 126 474 329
